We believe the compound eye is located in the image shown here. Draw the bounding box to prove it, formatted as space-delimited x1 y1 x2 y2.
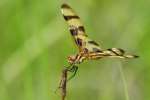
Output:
67 55 76 64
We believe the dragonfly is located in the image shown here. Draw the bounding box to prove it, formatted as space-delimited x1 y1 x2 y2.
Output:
58 3 138 99
61 3 138 79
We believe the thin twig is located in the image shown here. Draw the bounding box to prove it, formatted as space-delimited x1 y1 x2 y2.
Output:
59 68 68 100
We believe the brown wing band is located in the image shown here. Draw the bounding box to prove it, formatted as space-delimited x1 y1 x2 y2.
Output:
63 15 80 21
61 3 71 9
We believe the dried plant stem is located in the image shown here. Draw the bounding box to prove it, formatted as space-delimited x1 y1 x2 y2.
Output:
59 68 68 100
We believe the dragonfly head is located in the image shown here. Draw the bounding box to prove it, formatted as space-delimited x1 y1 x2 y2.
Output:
67 55 76 64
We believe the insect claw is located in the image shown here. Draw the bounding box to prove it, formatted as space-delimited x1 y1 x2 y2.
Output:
67 65 78 81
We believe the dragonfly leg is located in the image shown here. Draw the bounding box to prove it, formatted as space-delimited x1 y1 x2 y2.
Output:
67 65 78 81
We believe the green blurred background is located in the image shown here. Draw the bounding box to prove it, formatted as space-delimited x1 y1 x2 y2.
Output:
0 0 149 100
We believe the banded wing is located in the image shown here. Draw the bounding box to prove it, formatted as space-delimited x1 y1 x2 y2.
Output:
61 3 102 53
61 3 138 59
102 48 139 58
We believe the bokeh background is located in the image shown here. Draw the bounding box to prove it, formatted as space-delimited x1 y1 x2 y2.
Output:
0 0 149 100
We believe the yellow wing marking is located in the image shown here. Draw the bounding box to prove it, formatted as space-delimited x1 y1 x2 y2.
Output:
61 4 83 29
61 3 102 53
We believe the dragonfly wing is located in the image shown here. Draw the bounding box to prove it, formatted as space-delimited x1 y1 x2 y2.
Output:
61 3 103 53
61 3 88 51
84 38 102 53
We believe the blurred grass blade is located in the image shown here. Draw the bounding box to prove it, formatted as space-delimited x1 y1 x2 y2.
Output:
2 17 65 84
